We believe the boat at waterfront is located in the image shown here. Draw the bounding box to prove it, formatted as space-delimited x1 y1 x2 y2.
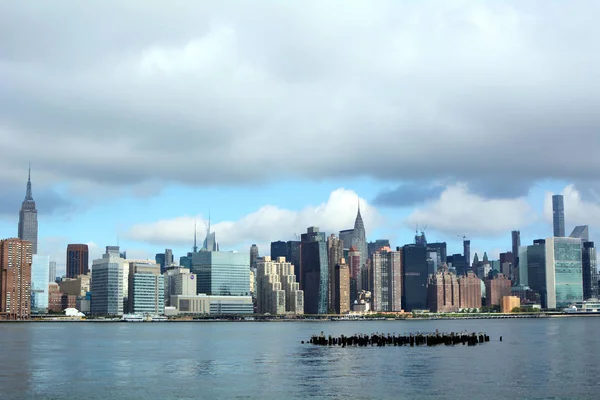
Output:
122 314 144 322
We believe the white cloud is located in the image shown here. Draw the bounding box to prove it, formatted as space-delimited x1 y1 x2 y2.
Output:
126 188 381 252
544 184 600 233
405 183 535 238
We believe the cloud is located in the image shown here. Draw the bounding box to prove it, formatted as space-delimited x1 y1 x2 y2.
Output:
1 1 600 196
126 188 381 251
543 185 600 233
405 183 535 238
374 182 445 207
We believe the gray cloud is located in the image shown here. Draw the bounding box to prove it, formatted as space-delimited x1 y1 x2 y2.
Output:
1 1 600 195
0 183 73 219
374 183 444 207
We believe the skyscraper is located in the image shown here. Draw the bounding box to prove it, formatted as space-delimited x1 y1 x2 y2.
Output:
164 249 174 266
300 227 328 314
334 260 350 314
18 166 38 254
327 234 343 312
552 195 565 237
0 238 33 319
582 242 598 300
31 254 50 313
192 251 250 296
91 246 124 316
128 262 165 315
66 244 89 278
256 256 303 315
463 239 471 268
402 244 428 311
202 215 219 251
427 265 459 313
371 246 402 312
545 237 583 308
48 261 57 282
250 244 259 269
511 230 521 283
570 225 590 242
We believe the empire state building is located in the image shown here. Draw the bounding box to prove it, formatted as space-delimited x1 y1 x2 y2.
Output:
18 167 38 254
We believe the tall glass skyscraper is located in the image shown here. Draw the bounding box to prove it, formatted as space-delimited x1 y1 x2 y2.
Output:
545 237 583 309
300 227 328 314
30 255 49 313
91 247 124 316
552 195 565 237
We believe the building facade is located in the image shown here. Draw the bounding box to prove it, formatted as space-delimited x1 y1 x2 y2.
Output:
402 244 428 311
327 234 343 312
66 244 89 278
192 251 250 296
334 260 350 314
552 195 565 237
31 254 50 313
371 246 402 312
485 274 512 307
0 238 33 319
545 237 583 309
582 242 598 300
128 263 165 315
256 256 303 315
427 265 459 313
17 168 38 254
49 261 57 283
91 247 124 316
458 271 482 309
164 266 196 306
300 227 328 314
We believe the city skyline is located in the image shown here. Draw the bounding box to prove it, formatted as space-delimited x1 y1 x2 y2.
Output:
1 2 600 273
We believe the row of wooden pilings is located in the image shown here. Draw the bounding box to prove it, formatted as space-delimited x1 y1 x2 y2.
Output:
305 331 491 347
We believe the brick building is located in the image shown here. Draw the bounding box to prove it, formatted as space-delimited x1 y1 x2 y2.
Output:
485 273 512 307
427 264 459 313
0 238 33 320
458 271 482 309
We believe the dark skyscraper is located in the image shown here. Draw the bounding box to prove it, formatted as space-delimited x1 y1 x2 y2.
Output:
527 239 547 308
582 242 598 300
401 244 428 311
300 227 328 314
552 195 565 237
18 166 38 254
250 244 259 269
511 230 521 283
66 244 89 278
427 242 447 264
463 239 471 267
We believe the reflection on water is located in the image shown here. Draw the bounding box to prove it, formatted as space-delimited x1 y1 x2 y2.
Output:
0 319 599 399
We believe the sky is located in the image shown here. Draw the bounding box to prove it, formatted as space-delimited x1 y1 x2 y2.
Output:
1 1 600 275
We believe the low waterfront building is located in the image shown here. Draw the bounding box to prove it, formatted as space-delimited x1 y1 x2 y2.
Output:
169 294 253 315
501 296 521 313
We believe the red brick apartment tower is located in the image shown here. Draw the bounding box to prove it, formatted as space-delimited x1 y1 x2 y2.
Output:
0 238 33 320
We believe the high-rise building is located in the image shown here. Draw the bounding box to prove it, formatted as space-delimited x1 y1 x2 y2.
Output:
499 252 514 283
256 256 303 315
66 244 89 278
511 230 521 284
402 244 428 311
192 251 250 296
367 240 391 259
527 239 547 307
552 195 565 237
31 254 50 313
300 227 328 314
458 271 482 309
545 237 583 309
334 259 350 314
339 202 367 268
202 217 219 251
570 225 590 242
327 234 343 312
250 244 259 270
128 262 164 315
347 246 361 302
371 246 402 312
447 254 468 276
485 274 512 307
427 242 447 264
518 246 529 286
427 265 459 313
582 242 598 300
91 246 124 316
164 266 197 306
155 253 166 273
17 167 38 254
463 239 471 268
48 261 57 283
0 238 33 319
165 249 173 267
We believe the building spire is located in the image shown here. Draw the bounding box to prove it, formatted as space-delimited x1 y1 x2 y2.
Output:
25 163 33 201
193 219 198 252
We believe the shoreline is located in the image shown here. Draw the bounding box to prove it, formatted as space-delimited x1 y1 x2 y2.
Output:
2 313 600 323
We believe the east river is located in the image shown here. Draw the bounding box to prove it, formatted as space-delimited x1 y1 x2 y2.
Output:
0 318 598 399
